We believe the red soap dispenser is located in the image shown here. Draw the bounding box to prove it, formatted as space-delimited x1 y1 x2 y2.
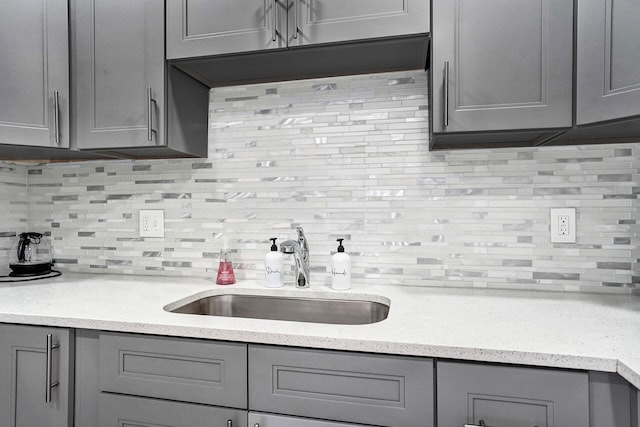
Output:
216 249 235 285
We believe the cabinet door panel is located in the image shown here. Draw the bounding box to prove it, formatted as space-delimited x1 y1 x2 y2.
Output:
0 325 73 427
0 0 69 148
99 393 247 427
99 332 247 408
290 0 429 46
431 0 573 133
73 0 165 149
576 0 640 125
437 361 589 427
166 0 285 59
249 344 434 427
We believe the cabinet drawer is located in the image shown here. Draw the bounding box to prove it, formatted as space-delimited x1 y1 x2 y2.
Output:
99 332 247 408
437 361 589 427
249 345 434 427
249 411 375 426
99 393 247 427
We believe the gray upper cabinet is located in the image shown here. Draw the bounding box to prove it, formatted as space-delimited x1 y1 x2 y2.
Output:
72 0 165 150
576 0 640 125
167 0 429 59
287 0 429 47
431 0 574 134
0 0 69 149
167 0 285 59
0 324 74 427
437 361 589 427
72 0 209 157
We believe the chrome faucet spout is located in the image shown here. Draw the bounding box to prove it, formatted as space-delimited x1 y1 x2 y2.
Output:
280 226 310 288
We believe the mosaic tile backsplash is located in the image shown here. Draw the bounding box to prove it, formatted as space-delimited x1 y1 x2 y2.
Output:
5 70 640 293
0 163 27 275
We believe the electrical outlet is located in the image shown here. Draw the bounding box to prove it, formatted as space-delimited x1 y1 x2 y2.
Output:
139 209 164 238
550 208 576 243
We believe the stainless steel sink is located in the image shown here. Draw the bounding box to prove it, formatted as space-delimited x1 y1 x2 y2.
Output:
166 294 389 325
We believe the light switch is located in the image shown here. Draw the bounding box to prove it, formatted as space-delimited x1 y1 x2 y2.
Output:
139 209 165 238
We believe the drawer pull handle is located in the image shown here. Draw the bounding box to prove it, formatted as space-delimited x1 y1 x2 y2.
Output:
226 421 232 427
147 86 156 142
464 421 486 427
45 333 60 403
254 424 260 427
293 0 298 39
53 91 60 145
272 0 277 42
443 61 449 128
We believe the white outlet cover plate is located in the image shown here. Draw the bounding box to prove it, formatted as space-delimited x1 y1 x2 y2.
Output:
139 209 165 238
550 208 576 243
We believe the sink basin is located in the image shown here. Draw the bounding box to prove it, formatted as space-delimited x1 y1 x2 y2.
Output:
166 294 389 325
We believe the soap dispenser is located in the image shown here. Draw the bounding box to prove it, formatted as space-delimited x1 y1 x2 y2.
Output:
331 238 351 290
265 238 284 288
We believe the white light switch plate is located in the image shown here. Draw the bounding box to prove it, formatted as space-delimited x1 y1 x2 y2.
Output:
550 208 576 243
139 209 164 238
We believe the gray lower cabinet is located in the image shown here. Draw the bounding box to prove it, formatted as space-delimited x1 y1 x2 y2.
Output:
576 0 640 125
167 0 429 59
0 0 69 149
437 361 589 427
0 324 74 427
249 344 434 427
248 412 374 427
98 332 247 408
431 0 574 135
589 371 640 427
71 0 208 158
99 393 247 427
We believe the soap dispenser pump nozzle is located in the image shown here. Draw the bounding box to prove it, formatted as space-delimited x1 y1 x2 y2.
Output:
336 238 345 252
270 238 278 251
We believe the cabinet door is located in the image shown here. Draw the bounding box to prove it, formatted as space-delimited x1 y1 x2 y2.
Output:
437 361 589 427
249 412 375 426
0 0 69 148
589 372 638 427
99 332 247 408
99 393 247 427
249 345 434 427
166 0 286 59
431 0 573 133
576 0 640 125
72 0 165 149
288 0 429 47
0 324 73 427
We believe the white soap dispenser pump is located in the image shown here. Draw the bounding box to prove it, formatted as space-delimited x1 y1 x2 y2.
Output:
265 237 284 288
331 238 351 290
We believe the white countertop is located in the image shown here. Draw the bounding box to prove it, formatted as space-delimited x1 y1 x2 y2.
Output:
0 272 639 389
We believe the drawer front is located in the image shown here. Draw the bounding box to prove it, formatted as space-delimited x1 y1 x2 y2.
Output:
99 332 247 408
249 411 375 426
438 361 589 427
249 345 434 427
99 392 247 427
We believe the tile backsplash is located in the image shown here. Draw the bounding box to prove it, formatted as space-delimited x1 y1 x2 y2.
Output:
5 70 639 293
0 163 28 275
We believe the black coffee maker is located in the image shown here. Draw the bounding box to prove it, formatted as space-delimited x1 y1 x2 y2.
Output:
9 232 53 277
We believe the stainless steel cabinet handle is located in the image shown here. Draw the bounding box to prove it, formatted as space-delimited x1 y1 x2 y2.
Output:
254 424 260 427
293 0 298 39
443 61 449 128
226 421 232 427
45 333 60 403
272 0 277 42
464 421 486 427
53 91 60 145
147 87 155 142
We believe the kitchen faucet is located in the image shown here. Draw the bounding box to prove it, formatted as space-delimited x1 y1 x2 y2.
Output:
279 226 310 288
